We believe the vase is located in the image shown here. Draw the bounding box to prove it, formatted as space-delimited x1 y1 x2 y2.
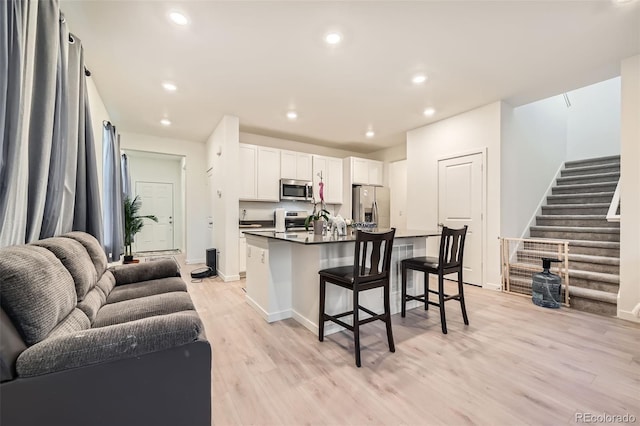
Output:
313 220 324 235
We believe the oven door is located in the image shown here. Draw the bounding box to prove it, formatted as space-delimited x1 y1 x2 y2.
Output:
280 180 312 201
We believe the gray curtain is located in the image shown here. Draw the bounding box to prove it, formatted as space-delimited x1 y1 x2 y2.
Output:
103 123 123 262
0 0 103 247
121 152 132 200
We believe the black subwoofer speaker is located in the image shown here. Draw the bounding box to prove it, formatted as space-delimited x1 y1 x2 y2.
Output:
206 248 217 276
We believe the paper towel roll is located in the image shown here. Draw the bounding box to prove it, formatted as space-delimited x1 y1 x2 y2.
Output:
275 208 286 232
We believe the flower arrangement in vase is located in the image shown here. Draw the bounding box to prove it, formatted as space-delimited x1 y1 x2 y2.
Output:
305 172 330 235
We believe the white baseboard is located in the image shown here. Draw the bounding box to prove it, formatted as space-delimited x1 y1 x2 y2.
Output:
186 258 205 265
292 309 343 336
245 295 291 322
217 270 240 282
617 309 640 323
483 282 501 291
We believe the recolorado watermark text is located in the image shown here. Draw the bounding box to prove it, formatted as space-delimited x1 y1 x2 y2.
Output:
576 412 637 424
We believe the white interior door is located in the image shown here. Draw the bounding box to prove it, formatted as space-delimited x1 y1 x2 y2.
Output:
438 153 483 285
135 182 174 252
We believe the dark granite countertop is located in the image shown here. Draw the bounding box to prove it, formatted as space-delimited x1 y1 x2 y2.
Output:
242 229 440 245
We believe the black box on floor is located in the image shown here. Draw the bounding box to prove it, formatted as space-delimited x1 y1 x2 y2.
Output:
206 248 217 276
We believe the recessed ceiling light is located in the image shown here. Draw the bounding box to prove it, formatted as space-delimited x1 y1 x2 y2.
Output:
325 32 342 45
162 81 177 92
160 118 171 126
365 130 375 138
412 74 428 84
168 11 189 26
423 108 436 117
286 111 298 120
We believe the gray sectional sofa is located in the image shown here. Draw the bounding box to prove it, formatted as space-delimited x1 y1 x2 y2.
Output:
0 232 211 426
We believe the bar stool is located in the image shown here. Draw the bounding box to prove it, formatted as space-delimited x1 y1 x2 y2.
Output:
401 225 469 334
318 228 396 367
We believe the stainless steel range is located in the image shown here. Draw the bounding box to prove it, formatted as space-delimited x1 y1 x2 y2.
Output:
274 210 309 231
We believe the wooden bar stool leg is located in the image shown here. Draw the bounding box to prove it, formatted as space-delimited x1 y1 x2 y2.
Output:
424 271 429 310
319 277 326 341
458 270 469 325
383 281 395 353
353 288 361 367
401 262 407 318
438 274 447 334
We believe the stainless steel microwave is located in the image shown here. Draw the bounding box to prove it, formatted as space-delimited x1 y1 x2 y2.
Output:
280 179 313 201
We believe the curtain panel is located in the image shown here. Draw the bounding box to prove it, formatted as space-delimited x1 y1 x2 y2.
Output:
0 0 103 248
102 123 123 262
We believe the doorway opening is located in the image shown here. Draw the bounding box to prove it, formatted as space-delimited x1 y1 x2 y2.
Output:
124 150 186 253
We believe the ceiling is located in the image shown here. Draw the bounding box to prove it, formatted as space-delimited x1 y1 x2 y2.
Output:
61 1 640 153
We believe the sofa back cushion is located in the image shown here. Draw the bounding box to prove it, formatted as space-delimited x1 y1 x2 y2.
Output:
33 237 97 301
61 232 108 277
0 246 77 346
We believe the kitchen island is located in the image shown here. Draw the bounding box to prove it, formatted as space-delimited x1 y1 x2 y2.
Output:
243 229 439 336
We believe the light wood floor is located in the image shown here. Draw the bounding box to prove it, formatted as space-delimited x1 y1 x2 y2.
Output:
178 259 640 426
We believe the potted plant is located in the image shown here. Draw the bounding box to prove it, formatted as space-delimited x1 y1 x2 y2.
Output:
123 195 158 263
304 206 330 235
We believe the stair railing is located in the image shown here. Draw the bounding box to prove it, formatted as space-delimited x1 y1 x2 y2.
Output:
606 178 621 222
500 237 570 306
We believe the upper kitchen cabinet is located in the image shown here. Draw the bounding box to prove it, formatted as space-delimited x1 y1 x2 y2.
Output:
312 155 343 204
280 150 312 181
350 157 383 186
239 144 257 199
239 144 281 202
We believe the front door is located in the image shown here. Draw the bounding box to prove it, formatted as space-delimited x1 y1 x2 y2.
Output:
438 153 483 285
134 182 174 252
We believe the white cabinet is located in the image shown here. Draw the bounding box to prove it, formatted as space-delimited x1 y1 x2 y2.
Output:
280 150 312 181
239 144 257 199
257 147 280 201
368 160 384 186
239 235 247 273
313 155 343 204
239 144 280 201
350 157 384 186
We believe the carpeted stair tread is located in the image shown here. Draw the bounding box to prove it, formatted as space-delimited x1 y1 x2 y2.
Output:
508 262 619 283
552 182 617 194
560 163 620 177
535 215 619 228
547 192 614 201
569 286 617 304
556 171 620 185
516 249 620 266
564 155 620 168
530 225 620 234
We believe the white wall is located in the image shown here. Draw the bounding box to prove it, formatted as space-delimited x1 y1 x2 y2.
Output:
240 132 361 159
86 76 110 202
566 77 621 161
119 132 208 264
388 160 407 230
618 55 640 323
407 102 502 290
207 116 241 281
125 151 185 252
500 96 568 238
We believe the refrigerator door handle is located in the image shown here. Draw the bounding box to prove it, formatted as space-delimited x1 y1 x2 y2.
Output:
372 200 378 225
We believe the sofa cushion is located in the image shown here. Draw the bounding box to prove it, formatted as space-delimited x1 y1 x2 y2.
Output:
32 237 98 301
106 277 188 304
96 271 116 297
61 232 108 277
47 309 91 339
0 246 76 345
109 259 179 286
92 292 195 328
16 311 205 377
77 288 107 323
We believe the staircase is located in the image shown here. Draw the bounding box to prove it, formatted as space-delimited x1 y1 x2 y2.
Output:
528 155 620 316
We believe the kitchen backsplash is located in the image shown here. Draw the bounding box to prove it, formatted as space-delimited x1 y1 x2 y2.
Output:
239 201 345 221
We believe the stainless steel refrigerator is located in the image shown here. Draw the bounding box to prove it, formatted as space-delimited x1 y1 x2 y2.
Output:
352 186 391 228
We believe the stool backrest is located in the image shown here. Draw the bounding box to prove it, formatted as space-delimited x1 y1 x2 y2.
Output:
438 226 468 269
353 228 396 283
